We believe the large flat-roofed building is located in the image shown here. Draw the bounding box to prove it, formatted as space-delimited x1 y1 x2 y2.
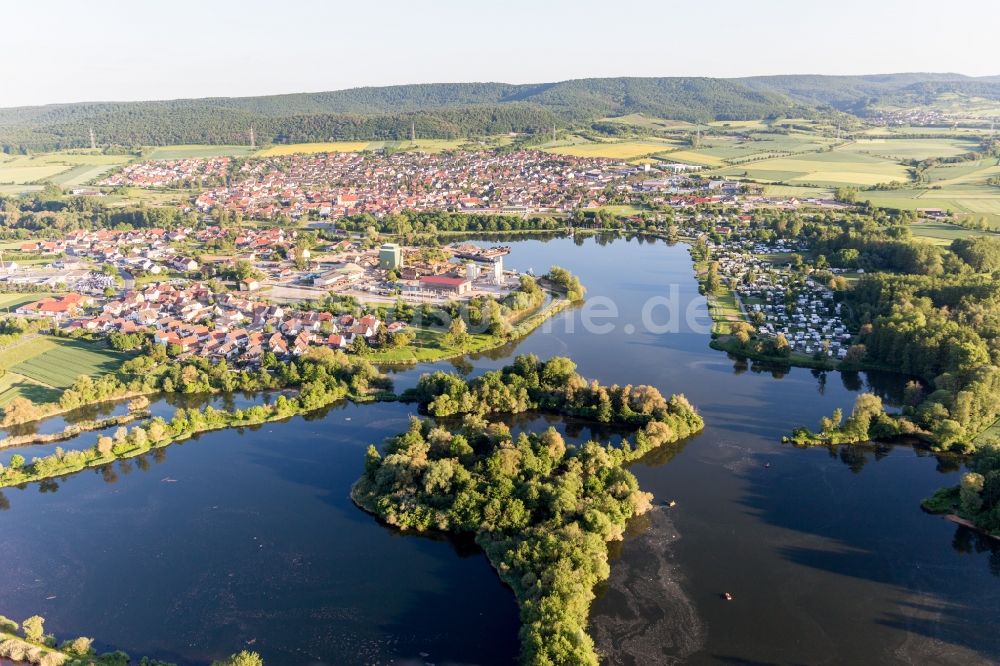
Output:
379 243 402 270
419 274 472 295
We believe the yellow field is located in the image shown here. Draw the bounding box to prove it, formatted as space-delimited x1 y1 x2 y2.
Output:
0 164 69 183
600 114 696 131
258 142 372 156
763 185 835 198
656 150 725 167
408 139 472 153
708 120 769 130
257 139 470 157
544 141 678 160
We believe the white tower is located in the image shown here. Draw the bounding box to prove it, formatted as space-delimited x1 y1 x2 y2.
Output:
250 126 256 149
491 257 503 285
89 127 96 150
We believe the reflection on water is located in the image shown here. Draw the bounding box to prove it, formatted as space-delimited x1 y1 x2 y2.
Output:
0 235 997 665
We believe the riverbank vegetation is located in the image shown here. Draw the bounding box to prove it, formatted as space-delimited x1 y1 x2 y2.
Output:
0 401 149 450
923 442 1000 537
354 354 703 664
0 610 230 665
783 393 913 446
0 350 388 487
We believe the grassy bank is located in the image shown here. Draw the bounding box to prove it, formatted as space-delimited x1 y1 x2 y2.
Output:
366 296 572 365
710 336 836 370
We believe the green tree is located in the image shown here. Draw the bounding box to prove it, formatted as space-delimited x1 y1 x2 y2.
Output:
705 262 721 294
773 333 790 356
229 650 264 666
21 615 44 643
445 317 468 347
959 472 985 515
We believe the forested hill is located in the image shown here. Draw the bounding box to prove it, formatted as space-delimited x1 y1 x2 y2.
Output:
739 73 1000 113
0 77 802 151
2 73 998 151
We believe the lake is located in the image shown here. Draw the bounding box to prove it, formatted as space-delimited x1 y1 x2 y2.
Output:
1 234 997 665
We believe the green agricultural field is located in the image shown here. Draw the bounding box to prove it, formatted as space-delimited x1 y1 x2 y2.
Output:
690 134 836 164
51 163 121 187
841 137 982 160
147 144 256 159
0 371 60 406
863 185 1000 220
0 336 127 391
906 220 997 245
0 151 131 186
717 149 909 186
0 293 55 311
923 161 1000 186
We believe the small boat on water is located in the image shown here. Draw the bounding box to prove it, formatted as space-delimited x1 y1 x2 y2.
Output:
723 592 733 601
665 500 677 507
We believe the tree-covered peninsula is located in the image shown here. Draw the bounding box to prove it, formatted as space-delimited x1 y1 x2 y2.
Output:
923 442 1000 537
352 355 703 665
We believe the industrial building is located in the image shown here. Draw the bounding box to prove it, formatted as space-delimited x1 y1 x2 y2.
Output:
378 243 402 270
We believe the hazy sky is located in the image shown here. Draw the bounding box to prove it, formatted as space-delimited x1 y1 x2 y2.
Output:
4 0 999 108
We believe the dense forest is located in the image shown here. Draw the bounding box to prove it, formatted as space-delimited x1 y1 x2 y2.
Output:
0 76 804 151
0 103 561 153
5 73 1000 151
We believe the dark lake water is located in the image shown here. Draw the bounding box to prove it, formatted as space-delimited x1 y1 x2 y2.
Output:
1 234 997 665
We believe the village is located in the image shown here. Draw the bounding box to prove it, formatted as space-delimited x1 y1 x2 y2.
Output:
97 147 845 220
2 225 534 367
0 146 861 371
15 280 405 362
